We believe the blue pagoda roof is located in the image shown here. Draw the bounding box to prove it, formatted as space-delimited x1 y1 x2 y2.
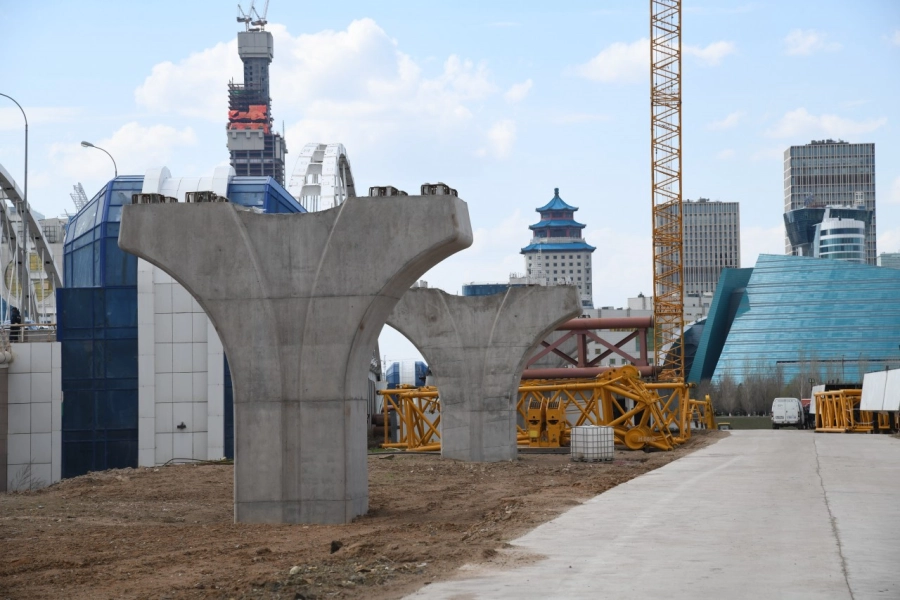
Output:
521 241 596 254
529 219 585 230
536 188 578 212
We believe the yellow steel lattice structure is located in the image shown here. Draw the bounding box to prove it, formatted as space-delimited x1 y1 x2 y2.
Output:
376 367 717 453
651 0 684 381
376 386 442 452
815 389 869 432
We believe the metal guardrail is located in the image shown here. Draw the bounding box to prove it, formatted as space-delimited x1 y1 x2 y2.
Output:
1 323 57 345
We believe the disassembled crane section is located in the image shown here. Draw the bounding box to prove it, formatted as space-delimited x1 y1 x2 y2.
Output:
376 366 716 453
814 389 897 433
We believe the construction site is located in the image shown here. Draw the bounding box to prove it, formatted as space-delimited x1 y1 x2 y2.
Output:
2 0 899 598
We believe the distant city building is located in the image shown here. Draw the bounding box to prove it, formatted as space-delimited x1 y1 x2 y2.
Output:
783 140 876 264
461 283 512 297
683 198 741 296
784 204 872 263
227 25 288 184
517 188 595 308
877 252 900 270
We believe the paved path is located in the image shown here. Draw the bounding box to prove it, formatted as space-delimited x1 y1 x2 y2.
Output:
408 431 900 599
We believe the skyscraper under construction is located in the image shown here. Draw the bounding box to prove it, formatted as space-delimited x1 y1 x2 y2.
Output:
227 17 287 185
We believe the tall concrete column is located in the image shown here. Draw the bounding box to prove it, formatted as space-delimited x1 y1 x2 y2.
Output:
119 196 472 523
387 286 581 462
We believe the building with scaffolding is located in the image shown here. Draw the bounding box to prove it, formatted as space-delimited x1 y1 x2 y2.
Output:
227 25 287 185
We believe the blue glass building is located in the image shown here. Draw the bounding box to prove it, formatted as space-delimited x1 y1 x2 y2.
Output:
689 254 900 385
461 283 512 297
57 175 304 478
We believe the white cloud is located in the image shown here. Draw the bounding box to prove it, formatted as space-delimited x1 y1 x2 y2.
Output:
476 120 517 159
765 108 887 138
570 39 647 84
136 19 503 162
716 149 735 160
784 29 841 56
135 40 241 119
684 41 735 66
741 225 784 267
888 176 900 205
0 107 81 131
571 38 733 83
49 122 196 180
892 30 900 46
707 110 745 130
504 79 533 103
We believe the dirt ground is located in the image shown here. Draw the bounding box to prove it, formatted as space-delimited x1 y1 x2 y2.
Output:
0 430 726 600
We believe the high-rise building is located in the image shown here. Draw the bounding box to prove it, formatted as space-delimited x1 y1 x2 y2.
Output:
783 140 876 264
784 204 872 263
878 252 900 270
518 188 595 308
683 198 741 296
227 25 288 185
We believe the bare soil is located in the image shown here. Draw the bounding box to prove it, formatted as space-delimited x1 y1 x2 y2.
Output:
0 430 726 600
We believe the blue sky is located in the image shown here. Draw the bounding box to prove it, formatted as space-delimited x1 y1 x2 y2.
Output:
1 1 898 363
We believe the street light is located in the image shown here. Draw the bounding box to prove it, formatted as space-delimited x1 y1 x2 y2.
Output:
0 92 30 319
80 141 117 178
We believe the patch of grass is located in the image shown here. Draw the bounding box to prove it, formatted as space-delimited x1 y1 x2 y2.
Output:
716 416 774 430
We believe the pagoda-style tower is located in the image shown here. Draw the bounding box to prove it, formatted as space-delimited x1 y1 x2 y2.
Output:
520 188 595 308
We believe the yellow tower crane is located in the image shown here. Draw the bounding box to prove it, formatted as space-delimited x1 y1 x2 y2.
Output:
650 0 684 382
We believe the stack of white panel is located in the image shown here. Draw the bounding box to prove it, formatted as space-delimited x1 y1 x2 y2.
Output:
570 425 614 462
861 369 900 412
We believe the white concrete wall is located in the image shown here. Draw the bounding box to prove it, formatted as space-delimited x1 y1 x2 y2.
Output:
6 342 62 490
137 258 225 466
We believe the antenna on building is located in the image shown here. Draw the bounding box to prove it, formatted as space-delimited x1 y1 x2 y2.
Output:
70 183 88 211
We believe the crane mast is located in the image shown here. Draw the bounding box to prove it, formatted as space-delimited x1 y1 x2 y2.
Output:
650 0 684 382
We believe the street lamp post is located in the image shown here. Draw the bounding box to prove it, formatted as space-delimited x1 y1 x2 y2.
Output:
0 92 30 320
80 141 117 178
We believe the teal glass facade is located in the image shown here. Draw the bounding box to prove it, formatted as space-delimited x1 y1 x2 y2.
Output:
703 254 900 384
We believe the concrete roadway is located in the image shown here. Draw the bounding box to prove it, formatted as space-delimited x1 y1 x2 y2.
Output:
408 431 900 599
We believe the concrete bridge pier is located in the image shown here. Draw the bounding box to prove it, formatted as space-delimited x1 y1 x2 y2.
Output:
119 196 472 524
387 286 581 462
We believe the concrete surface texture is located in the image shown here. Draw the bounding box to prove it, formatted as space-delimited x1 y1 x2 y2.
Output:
387 286 581 462
408 431 900 599
119 196 473 524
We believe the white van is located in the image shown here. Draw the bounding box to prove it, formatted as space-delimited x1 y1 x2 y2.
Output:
771 397 805 429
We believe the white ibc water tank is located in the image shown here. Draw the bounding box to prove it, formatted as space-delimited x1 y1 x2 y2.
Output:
570 426 614 462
